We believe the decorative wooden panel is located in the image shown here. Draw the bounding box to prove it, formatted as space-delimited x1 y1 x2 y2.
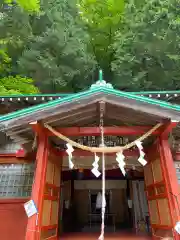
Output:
54 166 60 186
148 200 159 224
144 164 153 186
41 229 56 239
144 142 174 239
39 151 62 240
42 200 51 226
46 161 54 184
158 199 171 226
51 201 59 225
152 158 162 182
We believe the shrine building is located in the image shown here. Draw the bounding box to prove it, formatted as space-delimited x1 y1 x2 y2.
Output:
0 74 180 240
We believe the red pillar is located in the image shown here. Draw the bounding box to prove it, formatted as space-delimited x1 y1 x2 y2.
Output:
25 130 48 240
159 135 180 239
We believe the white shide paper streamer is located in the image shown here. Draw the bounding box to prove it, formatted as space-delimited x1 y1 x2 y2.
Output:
91 153 101 178
66 143 74 169
135 140 147 166
116 151 126 176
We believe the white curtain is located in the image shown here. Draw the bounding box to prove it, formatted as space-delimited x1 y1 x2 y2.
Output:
132 180 148 230
96 192 106 209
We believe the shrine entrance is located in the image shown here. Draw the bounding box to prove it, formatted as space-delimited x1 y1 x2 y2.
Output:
0 76 179 240
24 125 180 240
60 152 148 235
59 134 179 240
60 177 148 235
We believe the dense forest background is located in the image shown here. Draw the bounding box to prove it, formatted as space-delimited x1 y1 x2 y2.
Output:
0 0 180 94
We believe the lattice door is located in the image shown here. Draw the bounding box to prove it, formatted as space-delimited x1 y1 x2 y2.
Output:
39 151 62 240
144 142 175 239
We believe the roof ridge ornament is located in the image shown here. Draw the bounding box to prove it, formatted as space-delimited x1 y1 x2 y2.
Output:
90 69 114 90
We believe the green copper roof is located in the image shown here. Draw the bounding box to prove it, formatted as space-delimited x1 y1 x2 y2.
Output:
0 90 180 99
0 83 180 123
131 90 180 94
0 93 70 98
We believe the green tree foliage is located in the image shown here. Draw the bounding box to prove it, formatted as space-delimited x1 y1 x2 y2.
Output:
0 4 33 75
0 42 11 75
18 0 97 92
0 0 39 94
1 0 180 93
0 76 39 95
79 0 124 78
112 0 180 90
4 0 40 12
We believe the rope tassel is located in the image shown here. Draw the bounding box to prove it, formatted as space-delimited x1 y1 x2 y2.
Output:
98 150 106 240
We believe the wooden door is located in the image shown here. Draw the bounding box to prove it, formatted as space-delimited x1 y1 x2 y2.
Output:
74 190 89 226
144 141 175 239
111 189 128 224
39 151 62 240
61 180 72 232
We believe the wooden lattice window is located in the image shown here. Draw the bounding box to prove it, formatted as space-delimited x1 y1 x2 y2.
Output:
0 163 35 198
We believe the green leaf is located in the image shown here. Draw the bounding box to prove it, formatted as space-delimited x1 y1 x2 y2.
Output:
0 76 39 94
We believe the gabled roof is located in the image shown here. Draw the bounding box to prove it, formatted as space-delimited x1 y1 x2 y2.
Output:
0 90 180 104
0 81 180 123
0 85 180 123
0 77 180 145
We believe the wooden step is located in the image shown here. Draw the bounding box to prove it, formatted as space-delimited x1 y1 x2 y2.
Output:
60 232 152 240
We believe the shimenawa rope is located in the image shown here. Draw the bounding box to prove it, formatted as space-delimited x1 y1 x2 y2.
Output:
44 123 162 153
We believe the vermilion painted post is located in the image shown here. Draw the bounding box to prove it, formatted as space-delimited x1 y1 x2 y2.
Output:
25 127 49 240
159 135 180 240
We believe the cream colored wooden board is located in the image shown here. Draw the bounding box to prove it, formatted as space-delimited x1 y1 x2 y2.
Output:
40 228 56 239
42 200 51 226
149 200 159 224
46 160 54 184
144 164 153 186
158 198 171 226
54 165 60 186
50 201 59 225
152 158 163 182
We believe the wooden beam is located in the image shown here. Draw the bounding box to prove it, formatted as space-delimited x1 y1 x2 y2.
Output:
0 156 31 164
0 198 29 204
159 120 178 138
25 125 48 240
0 153 17 157
44 125 161 137
29 121 43 135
